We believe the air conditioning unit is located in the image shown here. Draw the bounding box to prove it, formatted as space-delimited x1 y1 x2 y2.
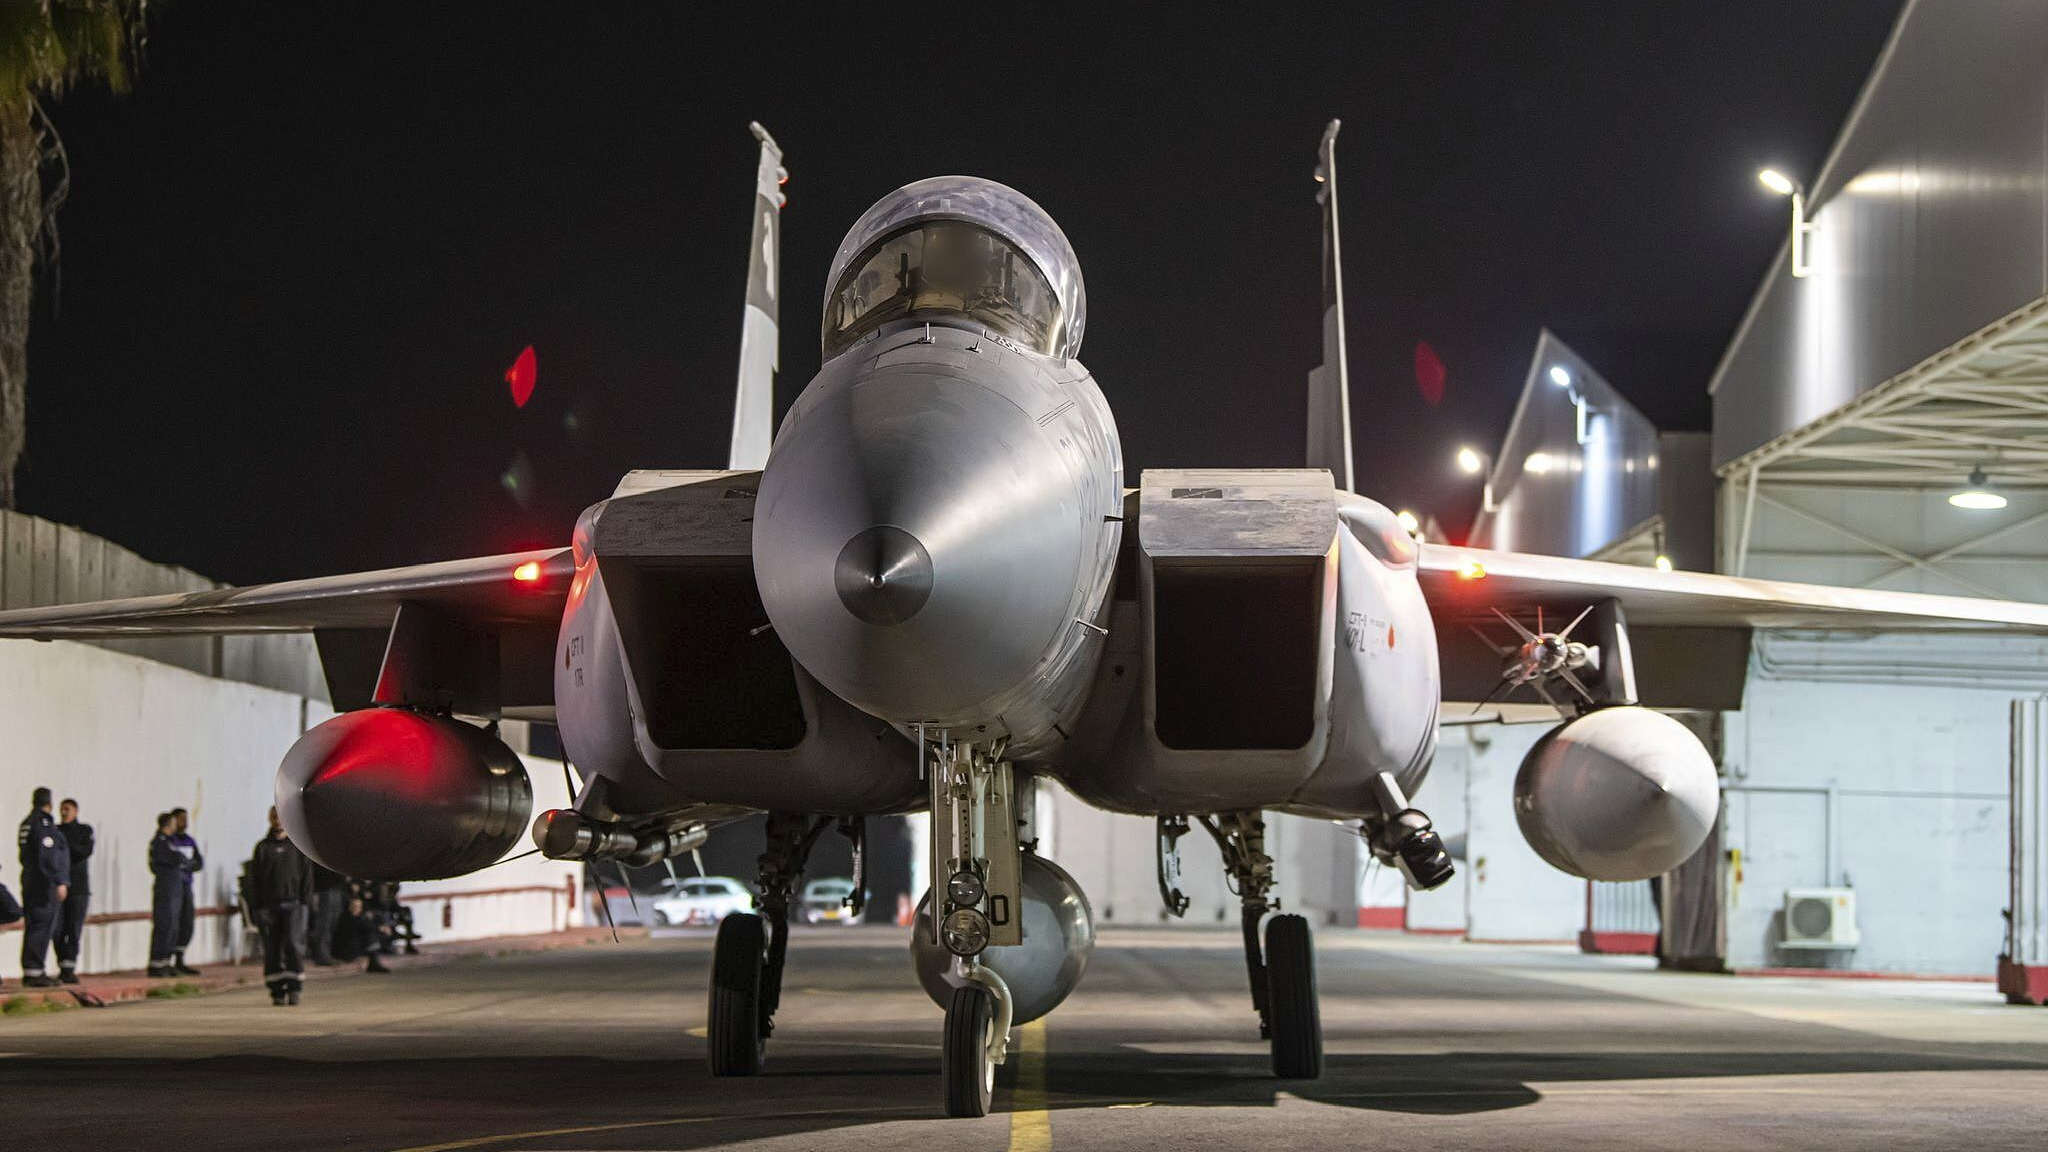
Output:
1781 888 1860 949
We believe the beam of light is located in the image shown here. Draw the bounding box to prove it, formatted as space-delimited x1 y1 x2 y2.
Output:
1525 452 1554 474
1757 168 1796 196
1455 446 1484 475
1547 365 1572 388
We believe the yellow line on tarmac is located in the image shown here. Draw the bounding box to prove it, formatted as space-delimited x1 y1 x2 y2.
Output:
1009 1018 1051 1152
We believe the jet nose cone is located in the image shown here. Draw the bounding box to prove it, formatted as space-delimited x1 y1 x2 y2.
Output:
834 525 933 625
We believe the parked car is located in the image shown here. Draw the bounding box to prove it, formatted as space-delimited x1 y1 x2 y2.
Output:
801 877 864 925
650 877 754 927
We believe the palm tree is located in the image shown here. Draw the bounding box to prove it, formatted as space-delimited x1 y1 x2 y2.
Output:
0 0 147 508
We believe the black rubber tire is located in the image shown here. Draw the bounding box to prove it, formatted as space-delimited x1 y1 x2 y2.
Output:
1264 913 1323 1079
942 983 996 1118
708 912 767 1076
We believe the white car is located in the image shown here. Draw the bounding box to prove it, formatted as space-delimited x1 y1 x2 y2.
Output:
801 877 864 925
650 877 754 927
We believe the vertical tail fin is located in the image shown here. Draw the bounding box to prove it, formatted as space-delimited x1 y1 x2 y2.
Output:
729 122 785 470
1306 118 1355 493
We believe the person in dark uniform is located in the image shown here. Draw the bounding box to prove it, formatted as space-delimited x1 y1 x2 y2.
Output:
54 799 93 984
16 787 71 988
168 807 203 975
307 861 345 966
331 890 392 974
147 812 183 978
247 807 314 1006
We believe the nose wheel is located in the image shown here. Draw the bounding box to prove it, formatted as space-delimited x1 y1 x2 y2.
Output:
942 983 999 1117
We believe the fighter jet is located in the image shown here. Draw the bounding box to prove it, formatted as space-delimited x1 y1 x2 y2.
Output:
6 120 2048 1117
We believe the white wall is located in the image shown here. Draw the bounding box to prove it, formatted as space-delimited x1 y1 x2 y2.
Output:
0 639 575 978
1407 721 1587 942
1723 637 2014 976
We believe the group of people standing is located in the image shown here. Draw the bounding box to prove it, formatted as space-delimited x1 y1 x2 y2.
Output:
9 789 414 1003
7 791 204 987
12 788 102 987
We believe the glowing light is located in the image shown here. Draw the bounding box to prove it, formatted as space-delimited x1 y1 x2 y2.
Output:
1456 558 1487 581
1757 168 1796 196
1950 468 2006 510
1455 446 1484 475
505 345 538 408
1654 555 1674 572
1397 510 1421 536
1548 365 1572 388
512 561 543 583
1525 452 1554 474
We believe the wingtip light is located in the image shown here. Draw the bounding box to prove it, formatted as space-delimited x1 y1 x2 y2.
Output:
512 561 543 584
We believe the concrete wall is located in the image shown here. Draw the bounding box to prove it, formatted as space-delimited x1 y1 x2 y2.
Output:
0 639 576 978
1720 632 2028 976
0 508 327 699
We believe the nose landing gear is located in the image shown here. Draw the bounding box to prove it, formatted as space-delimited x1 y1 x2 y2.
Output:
925 732 1024 1117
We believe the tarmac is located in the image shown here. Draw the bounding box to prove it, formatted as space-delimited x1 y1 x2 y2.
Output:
4 925 2046 1151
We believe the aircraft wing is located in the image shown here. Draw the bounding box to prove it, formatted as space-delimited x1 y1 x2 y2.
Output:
0 548 572 636
0 548 573 715
1418 543 2048 710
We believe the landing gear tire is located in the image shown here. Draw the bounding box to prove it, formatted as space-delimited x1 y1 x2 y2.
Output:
708 912 767 1076
942 983 998 1118
1264 913 1322 1079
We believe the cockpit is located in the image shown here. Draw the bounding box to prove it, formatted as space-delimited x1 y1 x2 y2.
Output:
823 221 1060 359
821 176 1087 362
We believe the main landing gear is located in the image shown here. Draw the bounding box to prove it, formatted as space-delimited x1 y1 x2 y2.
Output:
1193 811 1323 1078
708 811 864 1077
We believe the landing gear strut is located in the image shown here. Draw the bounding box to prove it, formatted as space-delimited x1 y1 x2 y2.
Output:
707 811 830 1077
926 732 1021 1117
1199 810 1322 1079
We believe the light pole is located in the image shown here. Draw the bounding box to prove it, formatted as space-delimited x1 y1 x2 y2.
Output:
1758 168 1815 278
1455 445 1496 513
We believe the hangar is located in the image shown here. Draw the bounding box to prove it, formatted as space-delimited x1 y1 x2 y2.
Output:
1446 0 2048 985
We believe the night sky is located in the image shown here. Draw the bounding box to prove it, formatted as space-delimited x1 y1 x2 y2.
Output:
18 2 1901 586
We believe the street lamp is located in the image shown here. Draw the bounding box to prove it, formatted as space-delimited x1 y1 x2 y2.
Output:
1758 168 1815 278
1454 445 1496 512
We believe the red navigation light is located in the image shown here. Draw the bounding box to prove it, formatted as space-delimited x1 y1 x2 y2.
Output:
505 346 538 408
512 561 542 584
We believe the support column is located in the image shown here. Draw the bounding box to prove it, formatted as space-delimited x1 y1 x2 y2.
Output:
2003 696 2048 1005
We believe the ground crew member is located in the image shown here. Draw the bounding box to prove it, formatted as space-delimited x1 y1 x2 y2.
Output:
147 812 183 978
247 806 314 1006
168 806 203 974
55 798 93 984
16 787 71 988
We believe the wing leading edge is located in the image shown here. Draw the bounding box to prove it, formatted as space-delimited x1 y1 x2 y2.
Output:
0 548 573 638
1420 543 2048 712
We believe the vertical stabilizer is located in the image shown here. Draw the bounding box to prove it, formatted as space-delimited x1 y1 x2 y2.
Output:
730 122 785 470
1306 119 1355 493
